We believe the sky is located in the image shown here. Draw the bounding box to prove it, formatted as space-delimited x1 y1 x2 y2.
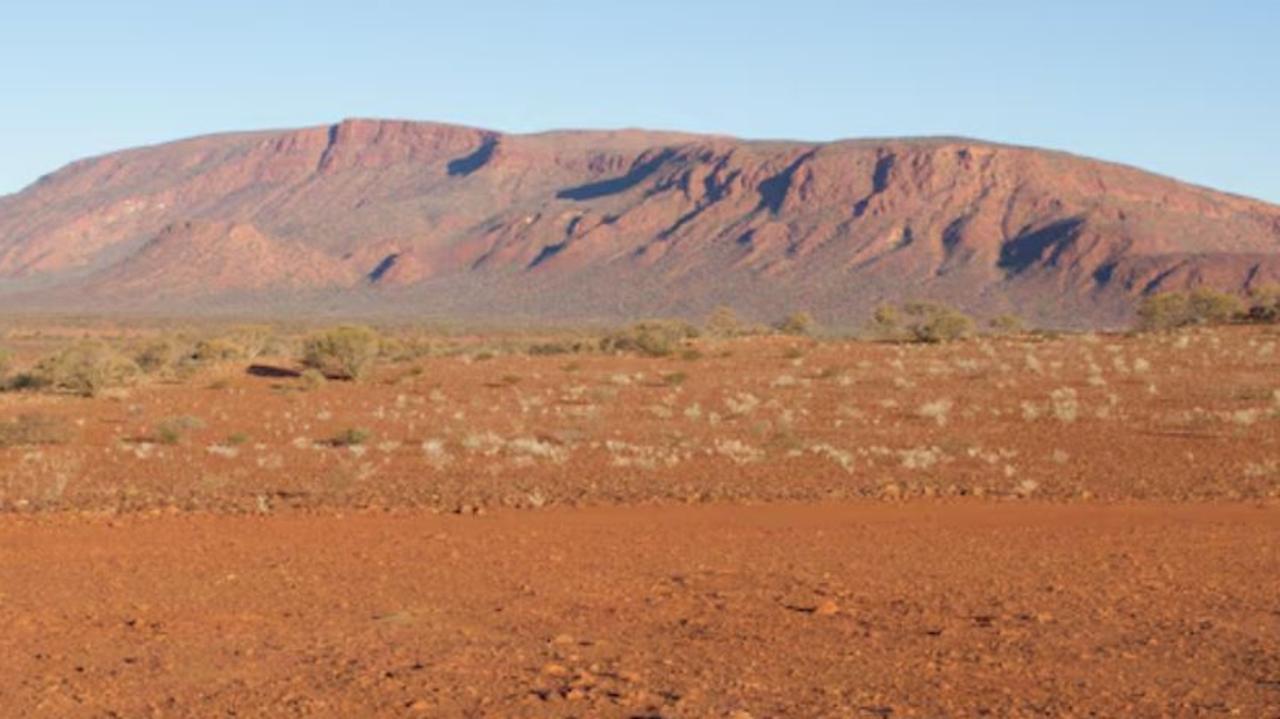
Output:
1 1 1277 201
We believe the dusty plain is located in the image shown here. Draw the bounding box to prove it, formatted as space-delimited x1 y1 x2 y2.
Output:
1 323 1279 716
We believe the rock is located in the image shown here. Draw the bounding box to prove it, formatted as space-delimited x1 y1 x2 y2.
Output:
814 599 840 616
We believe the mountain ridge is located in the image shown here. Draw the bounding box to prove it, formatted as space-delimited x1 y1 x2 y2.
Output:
1 118 1278 327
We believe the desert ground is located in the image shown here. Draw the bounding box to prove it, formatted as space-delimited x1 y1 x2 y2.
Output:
1 321 1279 716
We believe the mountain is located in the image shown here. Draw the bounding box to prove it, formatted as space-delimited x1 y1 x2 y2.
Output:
1 118 1278 327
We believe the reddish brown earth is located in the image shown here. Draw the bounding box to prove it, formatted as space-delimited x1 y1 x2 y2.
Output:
2 325 1279 716
1 119 1278 327
2 503 1278 716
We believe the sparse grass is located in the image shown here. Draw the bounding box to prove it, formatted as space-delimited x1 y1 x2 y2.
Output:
661 371 688 386
0 414 72 447
154 415 205 445
328 427 372 447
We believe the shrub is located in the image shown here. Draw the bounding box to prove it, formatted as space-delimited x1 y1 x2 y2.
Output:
31 342 139 397
868 303 904 340
775 311 817 337
134 337 183 374
988 314 1025 334
0 347 12 383
154 415 205 445
191 337 246 363
1137 289 1244 331
705 306 744 338
0 413 72 447
300 368 327 390
601 320 699 357
1188 288 1243 325
1243 285 1280 323
902 302 974 343
328 427 371 447
301 325 381 380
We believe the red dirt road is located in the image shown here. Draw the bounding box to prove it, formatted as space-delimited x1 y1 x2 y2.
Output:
3 502 1278 717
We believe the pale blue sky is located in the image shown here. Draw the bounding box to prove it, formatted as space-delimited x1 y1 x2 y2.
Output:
1 1 1276 201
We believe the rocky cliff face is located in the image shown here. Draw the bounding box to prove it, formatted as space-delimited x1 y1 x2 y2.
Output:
1 118 1277 327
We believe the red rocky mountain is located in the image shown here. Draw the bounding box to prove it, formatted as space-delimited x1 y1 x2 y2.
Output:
1 118 1277 327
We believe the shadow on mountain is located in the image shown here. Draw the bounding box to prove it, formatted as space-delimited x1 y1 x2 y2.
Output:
999 218 1085 276
447 136 499 177
557 149 676 201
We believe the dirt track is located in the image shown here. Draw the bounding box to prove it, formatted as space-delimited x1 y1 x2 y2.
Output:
3 501 1278 717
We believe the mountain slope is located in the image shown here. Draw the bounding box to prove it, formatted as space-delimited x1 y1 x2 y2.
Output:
1 118 1278 327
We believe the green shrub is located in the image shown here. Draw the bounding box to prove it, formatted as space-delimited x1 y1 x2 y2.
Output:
328 427 371 447
1188 288 1243 325
907 303 974 343
1137 289 1244 331
704 306 744 338
301 325 381 380
1244 285 1280 323
31 342 140 397
775 311 817 337
871 302 974 343
154 415 205 445
601 320 699 357
868 303 904 340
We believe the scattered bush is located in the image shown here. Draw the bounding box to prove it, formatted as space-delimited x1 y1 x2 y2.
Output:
154 415 205 445
134 337 183 374
0 413 72 447
988 314 1025 335
300 368 327 390
868 303 903 340
301 325 381 380
705 306 744 338
30 342 140 397
1243 285 1280 323
191 337 246 363
601 320 699 357
328 427 371 447
775 311 817 336
1137 288 1246 331
869 302 974 343
662 371 688 386
905 302 974 343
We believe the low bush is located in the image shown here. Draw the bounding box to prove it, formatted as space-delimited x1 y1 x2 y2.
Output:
1243 285 1280 323
988 314 1025 335
775 311 817 337
1137 288 1246 331
601 320 699 357
134 337 184 374
154 415 205 445
869 302 973 343
301 325 381 380
0 347 12 384
30 342 139 397
328 427 371 447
